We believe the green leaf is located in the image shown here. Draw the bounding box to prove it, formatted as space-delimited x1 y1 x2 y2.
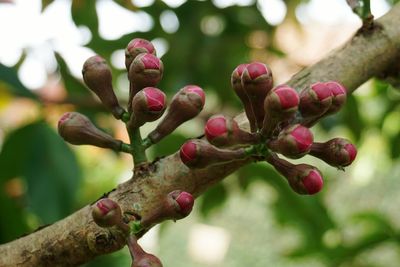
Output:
0 63 37 99
0 121 82 225
71 0 98 31
237 162 280 191
55 53 91 98
351 212 394 232
199 183 228 218
41 0 54 11
82 249 131 267
113 0 139 10
239 163 335 256
0 189 29 243
341 95 363 141
389 133 400 158
152 133 187 158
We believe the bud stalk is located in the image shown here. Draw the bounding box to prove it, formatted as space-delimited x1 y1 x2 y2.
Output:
148 85 205 144
58 112 122 151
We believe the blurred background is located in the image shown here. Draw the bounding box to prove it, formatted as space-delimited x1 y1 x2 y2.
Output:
1 0 400 266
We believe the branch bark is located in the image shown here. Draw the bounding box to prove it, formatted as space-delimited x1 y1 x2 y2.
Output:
1 4 400 266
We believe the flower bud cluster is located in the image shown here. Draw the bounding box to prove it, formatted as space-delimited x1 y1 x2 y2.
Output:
57 38 358 264
55 38 206 266
57 38 206 167
178 62 356 196
92 191 194 267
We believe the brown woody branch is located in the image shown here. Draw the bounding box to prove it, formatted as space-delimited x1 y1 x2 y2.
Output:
1 4 400 266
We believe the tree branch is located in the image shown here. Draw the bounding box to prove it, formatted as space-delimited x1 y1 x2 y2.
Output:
1 4 400 266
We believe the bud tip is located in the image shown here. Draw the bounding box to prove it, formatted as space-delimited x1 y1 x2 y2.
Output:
205 116 227 141
311 82 332 101
345 143 357 162
245 62 269 80
185 85 205 105
273 86 299 109
175 191 194 216
290 125 313 152
302 169 323 195
140 54 161 69
143 87 166 112
180 141 197 164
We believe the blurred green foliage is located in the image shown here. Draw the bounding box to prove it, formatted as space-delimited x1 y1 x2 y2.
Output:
1 0 400 266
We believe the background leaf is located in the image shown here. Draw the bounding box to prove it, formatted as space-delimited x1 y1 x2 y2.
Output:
0 64 37 99
0 121 82 226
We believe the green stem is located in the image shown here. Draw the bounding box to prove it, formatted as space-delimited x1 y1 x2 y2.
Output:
244 145 257 156
244 143 271 158
121 112 130 123
120 143 132 153
362 0 371 18
128 128 148 166
142 137 153 150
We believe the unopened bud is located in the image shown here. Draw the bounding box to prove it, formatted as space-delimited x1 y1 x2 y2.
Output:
310 138 357 168
82 55 125 119
231 64 257 132
128 87 166 129
128 53 163 94
58 112 122 150
268 124 313 158
261 85 299 137
140 190 195 228
132 255 163 267
128 235 163 267
125 38 156 70
299 82 333 125
179 139 248 169
267 155 324 195
92 198 122 228
325 81 347 115
241 62 273 129
148 85 205 144
205 114 258 147
169 190 194 218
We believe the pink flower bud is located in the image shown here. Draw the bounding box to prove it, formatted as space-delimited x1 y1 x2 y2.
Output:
92 198 122 228
132 255 163 267
270 85 300 110
128 53 163 93
179 139 248 169
205 114 258 147
231 64 257 132
310 138 357 168
205 115 227 141
180 140 197 164
144 87 166 112
325 81 347 115
267 155 324 195
58 112 122 150
169 190 194 218
148 85 205 144
299 82 333 121
125 38 156 70
298 168 324 195
140 190 195 228
261 85 299 137
345 143 357 162
185 85 205 105
128 235 163 267
128 87 166 129
82 55 125 119
241 62 273 129
268 124 313 158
